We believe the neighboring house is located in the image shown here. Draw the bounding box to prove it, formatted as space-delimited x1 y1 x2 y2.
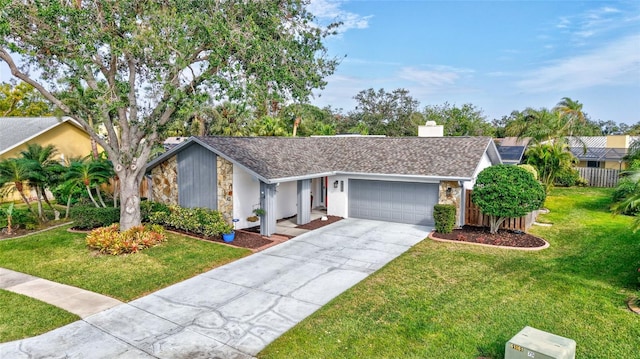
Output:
0 117 94 161
0 116 95 201
494 137 531 165
567 135 638 170
146 136 502 236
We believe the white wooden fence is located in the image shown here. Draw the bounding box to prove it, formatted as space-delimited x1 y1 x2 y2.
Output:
577 167 620 188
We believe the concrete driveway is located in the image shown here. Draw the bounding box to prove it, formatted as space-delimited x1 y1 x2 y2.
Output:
0 219 431 358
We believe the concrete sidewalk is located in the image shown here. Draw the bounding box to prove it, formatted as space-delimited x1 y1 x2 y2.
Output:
0 219 431 358
0 268 123 318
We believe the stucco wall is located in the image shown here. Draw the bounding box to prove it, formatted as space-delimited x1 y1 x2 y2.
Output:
276 181 297 220
1 122 95 161
151 155 178 206
217 156 233 222
232 164 261 230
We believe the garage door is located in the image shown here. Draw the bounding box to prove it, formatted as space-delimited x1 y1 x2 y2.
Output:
348 179 438 225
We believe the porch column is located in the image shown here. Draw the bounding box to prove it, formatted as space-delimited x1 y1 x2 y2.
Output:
260 181 277 237
296 179 312 225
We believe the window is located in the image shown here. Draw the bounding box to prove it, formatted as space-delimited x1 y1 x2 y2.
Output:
586 161 602 168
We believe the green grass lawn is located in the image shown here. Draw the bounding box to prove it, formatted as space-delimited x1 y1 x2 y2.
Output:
0 226 250 301
0 225 250 343
259 187 640 359
0 290 80 343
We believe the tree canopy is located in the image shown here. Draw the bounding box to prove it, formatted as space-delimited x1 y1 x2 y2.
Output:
0 81 53 116
1 0 339 230
423 102 495 137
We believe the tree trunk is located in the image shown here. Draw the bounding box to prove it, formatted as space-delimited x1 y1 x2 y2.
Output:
95 184 107 207
489 215 506 234
39 187 56 212
34 186 46 222
113 179 119 208
85 185 100 207
118 171 143 231
15 183 35 215
65 194 72 219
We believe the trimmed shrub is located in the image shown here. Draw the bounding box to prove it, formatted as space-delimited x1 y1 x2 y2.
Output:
140 200 171 222
86 224 166 255
434 204 456 234
554 167 582 187
152 205 232 237
517 164 539 181
473 165 546 234
70 206 120 230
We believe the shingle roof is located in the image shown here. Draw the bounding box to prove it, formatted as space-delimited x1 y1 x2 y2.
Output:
0 117 78 156
148 136 499 182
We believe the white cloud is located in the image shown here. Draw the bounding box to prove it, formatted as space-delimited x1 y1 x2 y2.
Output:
308 0 371 33
557 4 638 42
398 65 474 88
517 34 640 93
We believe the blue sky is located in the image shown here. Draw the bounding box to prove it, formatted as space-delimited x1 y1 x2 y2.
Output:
1 1 637 125
308 0 640 124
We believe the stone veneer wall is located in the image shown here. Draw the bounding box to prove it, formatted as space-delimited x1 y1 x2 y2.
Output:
438 181 462 223
217 156 233 222
151 155 178 205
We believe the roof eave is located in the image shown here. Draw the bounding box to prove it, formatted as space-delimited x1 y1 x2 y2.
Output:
0 116 77 157
144 137 272 184
335 171 473 182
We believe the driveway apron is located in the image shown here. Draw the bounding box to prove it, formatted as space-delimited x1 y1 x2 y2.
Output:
0 219 431 358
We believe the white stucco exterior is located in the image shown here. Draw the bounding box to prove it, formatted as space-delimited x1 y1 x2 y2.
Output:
232 164 261 230
232 164 300 230
275 181 297 220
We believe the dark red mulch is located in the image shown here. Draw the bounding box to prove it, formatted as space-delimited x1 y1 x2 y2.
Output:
167 227 273 249
431 225 546 248
295 215 343 230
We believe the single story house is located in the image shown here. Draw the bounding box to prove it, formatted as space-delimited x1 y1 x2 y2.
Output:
567 135 638 170
145 136 502 236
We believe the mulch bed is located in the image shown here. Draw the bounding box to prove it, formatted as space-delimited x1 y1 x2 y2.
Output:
165 227 274 250
0 221 73 241
295 215 343 230
430 225 547 248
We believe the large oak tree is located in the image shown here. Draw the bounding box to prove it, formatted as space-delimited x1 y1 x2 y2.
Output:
0 0 338 230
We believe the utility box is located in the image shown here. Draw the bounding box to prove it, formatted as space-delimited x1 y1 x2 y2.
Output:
505 326 576 359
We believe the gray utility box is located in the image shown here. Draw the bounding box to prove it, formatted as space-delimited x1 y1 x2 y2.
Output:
505 326 576 359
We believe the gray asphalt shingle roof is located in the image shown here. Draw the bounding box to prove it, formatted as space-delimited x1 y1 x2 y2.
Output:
149 136 497 182
0 117 73 155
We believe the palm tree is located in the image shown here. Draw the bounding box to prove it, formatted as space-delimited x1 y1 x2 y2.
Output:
554 97 586 136
0 158 36 214
248 116 288 136
612 169 640 232
20 143 61 220
65 155 114 208
525 142 578 193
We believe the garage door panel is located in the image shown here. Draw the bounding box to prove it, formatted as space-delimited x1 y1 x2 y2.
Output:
348 179 438 225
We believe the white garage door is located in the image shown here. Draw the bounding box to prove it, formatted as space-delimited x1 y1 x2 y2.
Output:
348 179 439 225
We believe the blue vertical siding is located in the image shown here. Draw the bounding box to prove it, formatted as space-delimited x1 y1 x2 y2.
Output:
177 144 217 209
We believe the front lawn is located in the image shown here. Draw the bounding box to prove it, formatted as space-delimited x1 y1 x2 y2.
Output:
259 187 640 358
0 290 79 343
0 226 250 301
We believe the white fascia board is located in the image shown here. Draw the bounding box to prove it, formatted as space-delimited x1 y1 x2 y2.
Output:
266 172 337 184
0 116 76 157
335 171 472 182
